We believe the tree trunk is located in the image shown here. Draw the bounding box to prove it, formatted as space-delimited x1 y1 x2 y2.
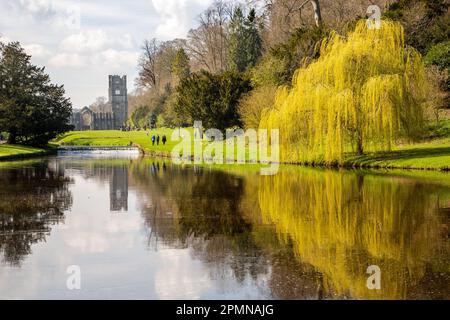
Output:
310 0 323 27
357 134 364 155
7 132 16 145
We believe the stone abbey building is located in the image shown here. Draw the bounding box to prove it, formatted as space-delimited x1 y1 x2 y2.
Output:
71 75 128 130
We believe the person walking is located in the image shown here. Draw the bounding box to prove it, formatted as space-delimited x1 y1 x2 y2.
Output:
162 135 167 146
151 135 156 146
156 135 160 145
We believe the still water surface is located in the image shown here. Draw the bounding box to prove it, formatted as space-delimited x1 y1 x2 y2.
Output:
0 152 448 299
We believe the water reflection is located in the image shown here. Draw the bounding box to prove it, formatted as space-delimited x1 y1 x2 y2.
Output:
0 161 72 266
58 158 131 213
110 165 128 212
131 162 269 289
258 169 450 299
128 161 449 299
0 156 448 299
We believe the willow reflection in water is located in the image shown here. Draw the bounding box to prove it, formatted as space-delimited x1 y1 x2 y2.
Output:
258 168 450 299
129 160 449 299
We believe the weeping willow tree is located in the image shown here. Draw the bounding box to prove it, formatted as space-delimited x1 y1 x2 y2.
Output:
260 20 427 164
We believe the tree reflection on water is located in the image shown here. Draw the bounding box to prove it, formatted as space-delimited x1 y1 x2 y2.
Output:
0 157 448 299
0 161 73 266
129 160 449 299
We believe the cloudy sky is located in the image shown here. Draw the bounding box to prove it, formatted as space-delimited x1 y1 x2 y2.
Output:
0 0 214 107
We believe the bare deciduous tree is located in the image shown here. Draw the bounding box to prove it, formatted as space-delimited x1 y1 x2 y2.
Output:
247 0 322 46
155 39 186 90
249 0 392 47
137 38 160 89
186 0 233 73
138 38 187 93
89 96 110 113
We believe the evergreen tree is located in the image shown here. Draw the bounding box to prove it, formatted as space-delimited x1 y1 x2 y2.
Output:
0 42 72 145
244 8 262 70
172 48 190 81
175 71 251 131
229 7 263 72
229 7 247 72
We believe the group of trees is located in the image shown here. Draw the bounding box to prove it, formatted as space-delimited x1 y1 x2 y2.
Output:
129 1 265 130
0 0 446 157
129 1 405 130
129 0 448 161
384 0 450 120
131 0 335 130
0 42 72 145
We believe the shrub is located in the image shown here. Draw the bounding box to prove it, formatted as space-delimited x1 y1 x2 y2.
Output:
238 85 277 129
425 41 450 71
176 71 252 131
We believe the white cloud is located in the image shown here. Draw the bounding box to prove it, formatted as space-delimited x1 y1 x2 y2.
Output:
61 29 134 53
151 0 213 39
18 0 53 15
49 29 138 70
14 0 81 31
48 53 86 68
0 35 51 62
152 0 189 39
23 43 51 59
97 49 139 69
0 35 12 44
61 30 109 53
48 49 138 70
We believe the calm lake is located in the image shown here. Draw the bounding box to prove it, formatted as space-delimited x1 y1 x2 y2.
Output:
0 151 448 299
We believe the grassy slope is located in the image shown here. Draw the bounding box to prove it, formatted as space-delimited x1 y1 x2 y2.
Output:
54 129 450 171
0 144 50 160
55 129 180 155
345 139 450 170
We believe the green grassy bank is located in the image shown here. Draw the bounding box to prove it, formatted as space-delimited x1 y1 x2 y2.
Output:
53 130 450 171
55 129 179 156
0 144 54 160
344 139 450 170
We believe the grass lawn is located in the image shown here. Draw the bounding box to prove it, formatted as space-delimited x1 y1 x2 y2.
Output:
55 128 256 160
345 139 450 170
54 129 450 171
54 129 182 155
0 144 50 160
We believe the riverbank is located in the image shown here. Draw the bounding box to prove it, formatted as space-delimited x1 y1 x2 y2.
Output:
0 144 56 161
54 130 450 171
55 129 177 154
344 139 450 171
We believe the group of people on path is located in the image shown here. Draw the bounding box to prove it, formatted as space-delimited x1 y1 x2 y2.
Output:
151 134 167 146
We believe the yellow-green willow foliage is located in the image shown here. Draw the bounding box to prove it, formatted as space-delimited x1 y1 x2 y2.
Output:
258 169 448 299
259 20 426 163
